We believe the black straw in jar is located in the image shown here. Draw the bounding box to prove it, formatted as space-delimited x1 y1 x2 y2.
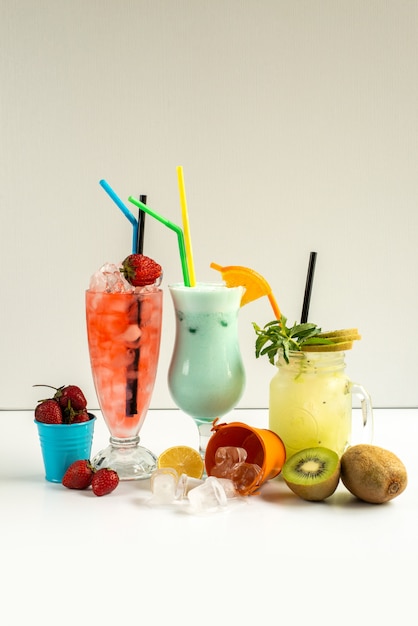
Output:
300 251 317 324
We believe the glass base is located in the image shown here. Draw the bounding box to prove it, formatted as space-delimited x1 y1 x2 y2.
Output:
92 435 157 481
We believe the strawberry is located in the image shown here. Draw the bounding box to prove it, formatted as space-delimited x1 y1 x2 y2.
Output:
92 468 119 496
62 460 95 490
70 409 90 423
55 385 87 411
33 384 87 411
120 254 162 287
35 399 63 424
62 404 90 424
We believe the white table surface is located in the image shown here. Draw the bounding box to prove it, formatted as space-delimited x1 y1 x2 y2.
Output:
1 407 416 625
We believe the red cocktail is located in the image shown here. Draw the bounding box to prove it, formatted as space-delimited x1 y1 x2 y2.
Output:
86 270 162 480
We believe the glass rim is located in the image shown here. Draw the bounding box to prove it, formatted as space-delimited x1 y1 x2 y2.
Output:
168 282 243 292
85 288 162 295
276 349 347 365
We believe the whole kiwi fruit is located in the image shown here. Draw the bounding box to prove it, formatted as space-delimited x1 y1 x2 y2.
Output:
282 447 341 501
341 444 407 504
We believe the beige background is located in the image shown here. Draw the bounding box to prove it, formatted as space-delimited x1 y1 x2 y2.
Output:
1 0 417 410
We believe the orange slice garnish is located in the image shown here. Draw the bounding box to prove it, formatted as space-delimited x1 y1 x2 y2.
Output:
210 262 281 320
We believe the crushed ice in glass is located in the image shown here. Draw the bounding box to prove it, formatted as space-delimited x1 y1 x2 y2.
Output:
89 263 134 293
88 262 161 294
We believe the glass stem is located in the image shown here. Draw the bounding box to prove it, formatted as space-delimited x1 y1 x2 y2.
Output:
197 422 213 459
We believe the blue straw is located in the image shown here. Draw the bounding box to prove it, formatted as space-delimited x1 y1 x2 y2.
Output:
99 179 138 253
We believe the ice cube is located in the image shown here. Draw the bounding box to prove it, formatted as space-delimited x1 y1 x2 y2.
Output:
210 446 248 479
187 476 228 513
175 473 204 499
89 263 134 293
231 463 262 495
215 478 238 498
150 467 179 504
214 446 247 466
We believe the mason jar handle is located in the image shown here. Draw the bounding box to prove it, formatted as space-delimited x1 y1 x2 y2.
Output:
351 383 374 444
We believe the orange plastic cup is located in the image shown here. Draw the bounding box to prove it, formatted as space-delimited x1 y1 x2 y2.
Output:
205 420 286 495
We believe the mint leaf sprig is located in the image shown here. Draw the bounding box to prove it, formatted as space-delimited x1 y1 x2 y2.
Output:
252 316 333 365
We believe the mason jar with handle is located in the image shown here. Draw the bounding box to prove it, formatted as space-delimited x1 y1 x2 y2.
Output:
269 350 373 459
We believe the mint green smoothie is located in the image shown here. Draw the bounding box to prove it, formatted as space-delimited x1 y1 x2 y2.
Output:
168 283 245 424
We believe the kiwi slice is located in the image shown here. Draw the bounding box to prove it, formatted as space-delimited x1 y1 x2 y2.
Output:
318 328 361 340
303 328 361 352
302 340 354 352
282 447 341 501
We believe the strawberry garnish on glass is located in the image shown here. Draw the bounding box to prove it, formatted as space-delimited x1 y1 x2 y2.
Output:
120 254 162 287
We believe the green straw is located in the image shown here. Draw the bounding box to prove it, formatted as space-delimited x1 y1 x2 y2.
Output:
128 196 190 287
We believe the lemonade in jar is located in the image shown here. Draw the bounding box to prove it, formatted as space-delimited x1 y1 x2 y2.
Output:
269 350 352 458
254 319 373 458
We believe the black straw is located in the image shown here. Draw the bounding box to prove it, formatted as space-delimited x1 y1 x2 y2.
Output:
300 251 317 324
126 295 142 417
128 194 147 415
136 194 147 254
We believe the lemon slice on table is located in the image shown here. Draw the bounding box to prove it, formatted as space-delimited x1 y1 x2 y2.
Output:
210 262 281 320
157 446 204 479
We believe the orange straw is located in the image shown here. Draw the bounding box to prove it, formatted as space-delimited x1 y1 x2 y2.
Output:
176 166 196 287
268 294 281 321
